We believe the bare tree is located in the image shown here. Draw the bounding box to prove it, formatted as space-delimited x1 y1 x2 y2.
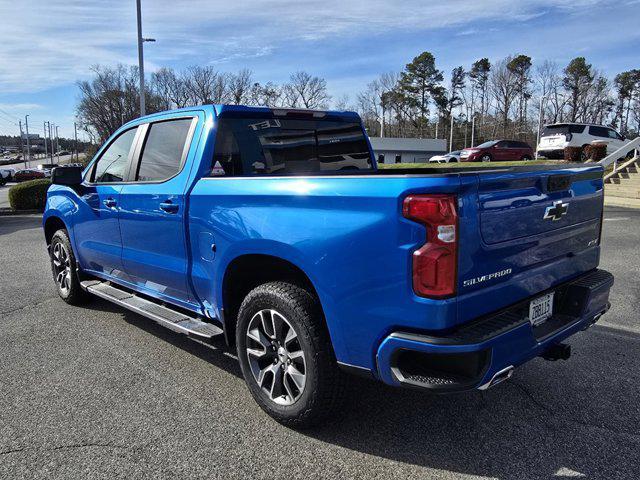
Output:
490 57 518 135
77 64 163 141
283 71 331 109
249 82 282 107
228 69 254 104
184 66 228 105
151 67 190 109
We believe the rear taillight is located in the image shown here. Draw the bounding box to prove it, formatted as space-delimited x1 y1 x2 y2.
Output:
403 195 458 298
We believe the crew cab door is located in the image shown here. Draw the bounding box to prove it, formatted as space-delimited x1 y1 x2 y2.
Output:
74 126 139 278
118 115 200 307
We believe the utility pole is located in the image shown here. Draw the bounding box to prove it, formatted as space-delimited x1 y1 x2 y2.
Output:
74 122 79 161
24 115 31 164
449 113 454 152
18 120 27 168
48 122 54 163
55 126 60 163
136 0 155 117
536 94 550 160
471 114 476 148
43 121 48 160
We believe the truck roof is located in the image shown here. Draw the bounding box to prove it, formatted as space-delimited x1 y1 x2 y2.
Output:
125 104 361 126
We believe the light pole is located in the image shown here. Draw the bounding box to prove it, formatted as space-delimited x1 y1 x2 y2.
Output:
55 126 60 163
536 93 551 159
449 113 454 152
74 122 79 161
136 0 155 117
24 115 31 163
43 121 48 160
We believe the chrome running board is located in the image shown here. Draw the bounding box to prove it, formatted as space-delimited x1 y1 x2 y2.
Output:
81 280 223 339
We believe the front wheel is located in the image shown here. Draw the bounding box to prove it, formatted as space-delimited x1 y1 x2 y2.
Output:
49 230 89 305
236 281 346 428
480 154 492 162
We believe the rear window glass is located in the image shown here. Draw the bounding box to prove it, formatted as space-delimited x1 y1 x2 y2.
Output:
542 125 585 135
210 116 372 176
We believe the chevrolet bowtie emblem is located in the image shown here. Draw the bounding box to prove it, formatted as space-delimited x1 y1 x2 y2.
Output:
543 200 569 221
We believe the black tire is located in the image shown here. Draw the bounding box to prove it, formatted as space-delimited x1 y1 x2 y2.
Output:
521 155 532 161
49 230 89 305
580 145 589 162
480 153 492 162
236 281 346 428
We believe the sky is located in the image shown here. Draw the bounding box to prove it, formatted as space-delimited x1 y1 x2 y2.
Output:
1 0 639 139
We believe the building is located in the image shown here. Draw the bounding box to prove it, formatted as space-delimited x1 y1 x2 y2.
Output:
369 137 447 164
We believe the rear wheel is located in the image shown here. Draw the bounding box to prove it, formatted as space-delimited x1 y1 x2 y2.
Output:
580 145 589 162
49 230 89 305
521 155 532 161
236 281 346 428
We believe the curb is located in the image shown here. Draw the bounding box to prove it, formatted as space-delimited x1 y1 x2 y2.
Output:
604 196 640 209
0 208 42 216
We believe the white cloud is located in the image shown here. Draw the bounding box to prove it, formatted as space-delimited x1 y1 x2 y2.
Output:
0 0 623 93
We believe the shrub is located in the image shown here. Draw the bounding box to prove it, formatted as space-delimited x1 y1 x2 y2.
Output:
584 143 607 162
8 178 52 211
564 146 582 162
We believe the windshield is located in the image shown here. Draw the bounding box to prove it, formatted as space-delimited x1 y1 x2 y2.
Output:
211 116 373 176
542 124 585 136
475 141 498 148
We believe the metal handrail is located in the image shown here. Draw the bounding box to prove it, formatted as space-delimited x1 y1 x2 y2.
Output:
603 154 639 183
599 137 640 173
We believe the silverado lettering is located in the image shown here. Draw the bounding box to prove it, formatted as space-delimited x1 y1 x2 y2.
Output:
463 268 513 287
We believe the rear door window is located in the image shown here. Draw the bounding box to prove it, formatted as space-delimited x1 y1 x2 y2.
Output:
136 118 194 182
589 126 609 138
211 116 372 176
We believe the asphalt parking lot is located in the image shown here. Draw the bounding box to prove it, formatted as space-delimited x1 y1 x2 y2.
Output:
1 209 639 479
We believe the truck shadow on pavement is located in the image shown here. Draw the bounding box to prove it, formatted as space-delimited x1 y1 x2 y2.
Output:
90 298 244 379
306 323 640 480
93 293 640 480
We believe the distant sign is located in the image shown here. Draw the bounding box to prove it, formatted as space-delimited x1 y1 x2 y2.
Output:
21 133 40 140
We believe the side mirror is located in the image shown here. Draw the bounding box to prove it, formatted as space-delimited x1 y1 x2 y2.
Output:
51 166 83 186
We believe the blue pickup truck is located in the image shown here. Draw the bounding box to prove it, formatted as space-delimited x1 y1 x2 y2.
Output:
43 105 613 427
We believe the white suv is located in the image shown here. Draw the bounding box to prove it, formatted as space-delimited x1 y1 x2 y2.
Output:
537 123 627 160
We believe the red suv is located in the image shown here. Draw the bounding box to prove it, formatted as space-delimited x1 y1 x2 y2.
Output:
460 140 534 162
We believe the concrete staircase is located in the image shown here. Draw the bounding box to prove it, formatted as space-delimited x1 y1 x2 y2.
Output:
604 155 640 208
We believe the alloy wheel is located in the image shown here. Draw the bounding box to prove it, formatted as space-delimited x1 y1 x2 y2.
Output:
52 242 72 296
245 309 307 406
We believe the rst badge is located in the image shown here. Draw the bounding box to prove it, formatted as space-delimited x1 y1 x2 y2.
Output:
543 200 569 221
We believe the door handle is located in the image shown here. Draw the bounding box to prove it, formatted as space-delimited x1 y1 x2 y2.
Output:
159 200 179 214
103 198 117 209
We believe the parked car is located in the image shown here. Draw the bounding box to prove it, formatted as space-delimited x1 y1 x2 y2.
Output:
14 168 46 182
38 163 57 171
0 168 14 185
537 123 627 160
43 105 613 428
460 140 534 162
429 150 461 163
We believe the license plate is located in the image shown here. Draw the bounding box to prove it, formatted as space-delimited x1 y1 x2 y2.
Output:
529 292 554 326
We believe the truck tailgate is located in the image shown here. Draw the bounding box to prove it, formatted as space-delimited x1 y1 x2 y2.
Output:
456 165 604 325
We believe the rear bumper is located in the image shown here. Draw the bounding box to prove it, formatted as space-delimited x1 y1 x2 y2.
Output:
537 148 565 158
376 269 613 392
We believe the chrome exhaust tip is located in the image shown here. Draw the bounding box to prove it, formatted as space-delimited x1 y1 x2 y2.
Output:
478 365 514 390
